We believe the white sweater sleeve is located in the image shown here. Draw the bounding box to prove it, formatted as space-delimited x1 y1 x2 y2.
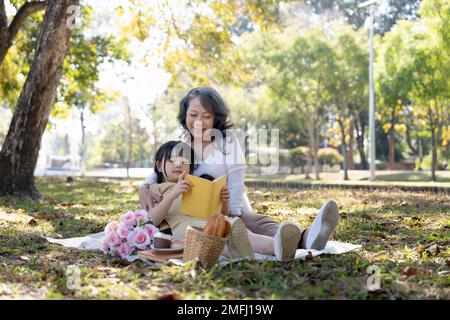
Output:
141 172 157 187
226 136 247 215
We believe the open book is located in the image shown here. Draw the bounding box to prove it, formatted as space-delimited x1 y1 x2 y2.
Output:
180 174 227 219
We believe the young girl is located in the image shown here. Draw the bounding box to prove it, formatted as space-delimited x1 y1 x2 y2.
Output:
146 140 309 261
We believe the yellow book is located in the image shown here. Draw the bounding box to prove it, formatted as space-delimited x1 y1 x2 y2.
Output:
180 174 227 219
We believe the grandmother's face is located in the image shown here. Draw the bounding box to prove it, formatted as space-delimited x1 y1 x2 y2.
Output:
185 97 214 141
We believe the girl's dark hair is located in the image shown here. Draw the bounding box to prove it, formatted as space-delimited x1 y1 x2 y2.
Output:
178 87 233 141
154 141 195 183
199 174 215 181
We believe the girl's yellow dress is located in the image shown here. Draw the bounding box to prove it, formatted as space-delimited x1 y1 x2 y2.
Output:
149 182 207 240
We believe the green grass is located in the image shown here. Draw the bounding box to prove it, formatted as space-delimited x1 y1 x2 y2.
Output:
360 172 450 183
246 172 450 187
0 177 449 299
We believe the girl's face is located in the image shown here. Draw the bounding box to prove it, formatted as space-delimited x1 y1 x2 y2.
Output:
185 97 214 141
157 154 190 182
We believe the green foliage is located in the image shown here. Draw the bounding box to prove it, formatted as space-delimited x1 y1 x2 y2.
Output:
98 116 152 167
288 146 308 167
318 148 343 166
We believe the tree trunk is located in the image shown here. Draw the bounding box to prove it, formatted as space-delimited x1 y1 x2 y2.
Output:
348 118 355 170
338 118 349 180
388 126 395 170
0 0 79 198
313 122 320 180
431 126 437 182
355 118 368 170
125 102 132 178
388 109 396 170
79 107 86 176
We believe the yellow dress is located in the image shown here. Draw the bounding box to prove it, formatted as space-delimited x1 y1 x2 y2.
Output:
149 182 208 240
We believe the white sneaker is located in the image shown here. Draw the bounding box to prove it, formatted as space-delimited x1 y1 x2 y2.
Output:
227 218 255 259
305 200 339 250
273 222 301 261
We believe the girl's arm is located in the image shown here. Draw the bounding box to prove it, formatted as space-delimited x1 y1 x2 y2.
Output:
147 191 179 227
148 172 193 226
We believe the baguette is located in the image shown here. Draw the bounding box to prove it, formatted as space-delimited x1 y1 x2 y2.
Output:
203 213 230 237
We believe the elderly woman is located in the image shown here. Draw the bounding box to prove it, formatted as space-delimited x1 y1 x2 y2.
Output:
139 87 339 252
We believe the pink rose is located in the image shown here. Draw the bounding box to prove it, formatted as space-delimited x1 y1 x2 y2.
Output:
120 211 137 227
117 242 133 258
105 221 120 235
134 210 149 224
144 224 159 238
127 227 150 250
106 232 121 247
117 225 130 239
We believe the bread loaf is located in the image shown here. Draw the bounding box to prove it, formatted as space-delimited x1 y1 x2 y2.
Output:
203 213 230 237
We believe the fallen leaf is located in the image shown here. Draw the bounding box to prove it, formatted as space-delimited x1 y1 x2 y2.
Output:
427 244 440 256
361 213 372 220
158 293 181 300
403 266 417 277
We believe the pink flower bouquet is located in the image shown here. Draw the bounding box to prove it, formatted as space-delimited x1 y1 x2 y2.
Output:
101 209 158 259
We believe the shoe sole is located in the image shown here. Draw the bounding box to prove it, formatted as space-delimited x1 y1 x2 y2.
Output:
228 218 255 259
276 222 301 261
308 200 339 250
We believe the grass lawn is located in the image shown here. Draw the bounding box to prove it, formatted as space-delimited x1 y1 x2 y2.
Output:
0 177 449 299
246 171 450 187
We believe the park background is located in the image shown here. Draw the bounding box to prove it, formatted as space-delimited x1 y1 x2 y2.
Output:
0 0 449 300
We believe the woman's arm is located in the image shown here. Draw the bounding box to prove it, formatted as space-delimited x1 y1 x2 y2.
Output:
138 172 160 212
220 186 231 215
226 136 247 215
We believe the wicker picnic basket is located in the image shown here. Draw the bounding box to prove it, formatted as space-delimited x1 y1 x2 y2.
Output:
183 226 227 268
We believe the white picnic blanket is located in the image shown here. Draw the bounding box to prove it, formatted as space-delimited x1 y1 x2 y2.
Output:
44 232 362 266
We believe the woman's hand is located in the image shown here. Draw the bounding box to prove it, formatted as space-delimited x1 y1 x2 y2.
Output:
138 183 162 211
168 171 194 199
220 186 230 215
220 186 230 203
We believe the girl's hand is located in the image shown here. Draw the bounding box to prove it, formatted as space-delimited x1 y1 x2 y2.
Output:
169 171 194 198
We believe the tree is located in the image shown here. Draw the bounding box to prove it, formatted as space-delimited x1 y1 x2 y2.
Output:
331 23 368 179
99 113 152 168
270 29 337 180
376 21 413 170
0 0 47 66
55 7 128 174
0 0 79 198
304 0 421 34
